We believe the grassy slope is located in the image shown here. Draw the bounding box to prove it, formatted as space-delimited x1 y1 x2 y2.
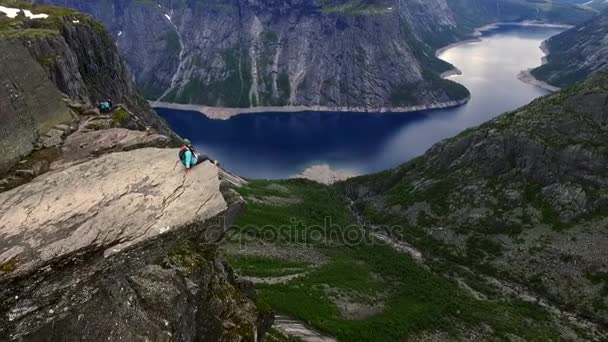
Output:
0 0 91 37
338 71 608 326
225 179 567 341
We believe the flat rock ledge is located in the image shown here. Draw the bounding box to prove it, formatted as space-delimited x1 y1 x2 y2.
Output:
0 148 226 275
0 148 269 341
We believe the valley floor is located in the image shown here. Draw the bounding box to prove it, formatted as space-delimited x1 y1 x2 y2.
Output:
223 179 605 341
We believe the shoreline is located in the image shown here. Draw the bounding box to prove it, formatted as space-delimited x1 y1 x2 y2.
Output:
152 97 471 120
516 40 561 92
152 20 570 120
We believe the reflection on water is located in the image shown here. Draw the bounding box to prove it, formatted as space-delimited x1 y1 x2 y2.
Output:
156 25 563 179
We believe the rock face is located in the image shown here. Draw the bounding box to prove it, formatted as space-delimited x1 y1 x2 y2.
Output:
20 16 173 135
0 39 73 174
344 71 608 325
532 10 608 88
35 0 470 109
33 0 593 110
0 148 268 340
0 3 174 175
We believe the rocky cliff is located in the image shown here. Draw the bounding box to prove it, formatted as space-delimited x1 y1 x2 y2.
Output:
34 0 594 111
0 148 270 340
532 10 608 87
0 38 72 174
0 1 173 174
35 0 472 110
343 71 608 326
1 4 271 340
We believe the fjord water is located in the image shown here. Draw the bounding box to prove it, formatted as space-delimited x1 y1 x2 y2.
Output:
156 25 563 179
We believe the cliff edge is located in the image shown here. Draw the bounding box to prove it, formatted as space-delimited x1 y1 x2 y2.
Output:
0 148 270 340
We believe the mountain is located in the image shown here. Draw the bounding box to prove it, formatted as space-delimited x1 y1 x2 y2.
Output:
531 10 608 87
221 70 608 340
1 2 271 340
34 0 593 111
0 0 173 175
583 0 608 12
447 0 594 30
343 70 608 327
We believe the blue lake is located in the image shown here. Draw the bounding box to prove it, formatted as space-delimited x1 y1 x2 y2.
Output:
156 25 563 179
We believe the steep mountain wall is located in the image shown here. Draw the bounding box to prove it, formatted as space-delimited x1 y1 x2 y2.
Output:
532 10 608 87
0 39 72 174
35 0 469 109
35 0 594 111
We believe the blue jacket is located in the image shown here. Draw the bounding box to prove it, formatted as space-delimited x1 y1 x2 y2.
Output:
184 150 196 169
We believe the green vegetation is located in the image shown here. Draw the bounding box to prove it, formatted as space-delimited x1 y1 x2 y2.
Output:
586 272 608 297
390 70 470 106
167 241 214 272
0 261 16 273
266 329 303 342
229 255 312 277
0 0 105 41
228 179 563 340
523 183 563 229
112 107 129 126
316 0 394 16
162 30 180 54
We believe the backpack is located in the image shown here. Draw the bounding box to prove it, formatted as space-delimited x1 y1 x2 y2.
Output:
178 145 193 161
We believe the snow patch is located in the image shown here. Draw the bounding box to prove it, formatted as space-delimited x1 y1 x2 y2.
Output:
0 6 48 19
72 19 80 24
0 5 21 18
23 9 48 19
164 13 171 22
118 31 123 37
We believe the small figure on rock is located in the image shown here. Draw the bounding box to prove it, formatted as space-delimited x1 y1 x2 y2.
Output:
179 139 220 172
98 100 111 113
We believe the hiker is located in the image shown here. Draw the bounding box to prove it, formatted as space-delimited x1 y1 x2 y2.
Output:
98 101 110 113
179 139 219 172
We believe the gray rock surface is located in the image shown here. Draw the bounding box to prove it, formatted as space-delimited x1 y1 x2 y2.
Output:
23 18 173 135
1 8 175 176
0 39 73 174
59 127 169 165
0 148 270 340
0 148 226 276
35 0 469 109
34 0 594 110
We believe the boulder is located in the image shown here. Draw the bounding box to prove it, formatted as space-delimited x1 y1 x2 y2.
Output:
39 128 65 148
0 148 266 340
59 128 170 165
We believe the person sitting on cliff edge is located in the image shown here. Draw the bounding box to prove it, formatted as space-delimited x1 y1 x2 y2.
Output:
179 139 219 172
